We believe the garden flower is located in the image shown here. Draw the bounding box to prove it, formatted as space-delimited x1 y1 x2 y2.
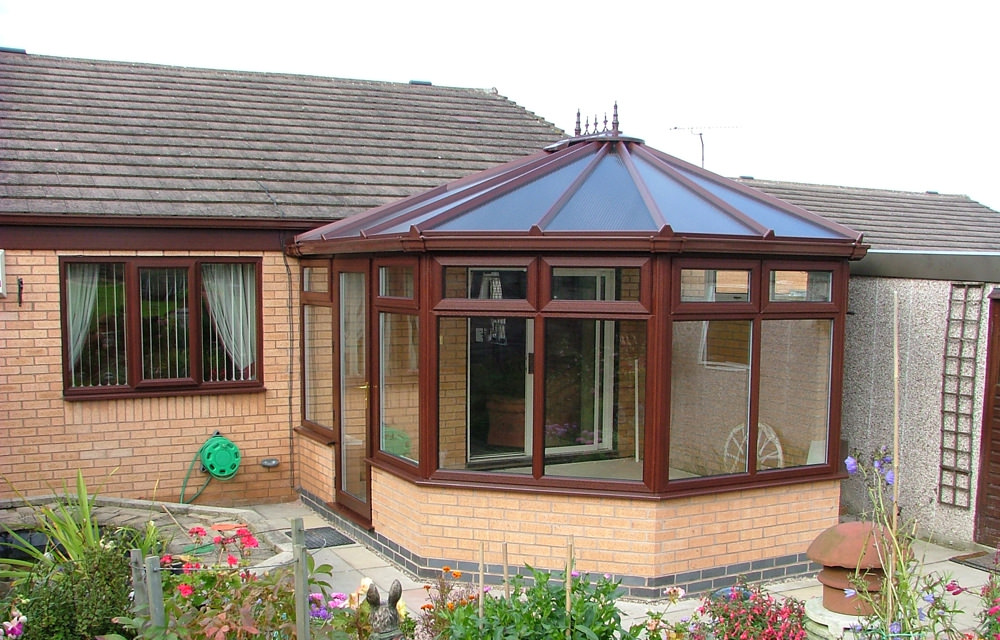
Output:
188 526 207 538
226 553 239 567
844 588 857 598
177 583 194 597
885 469 895 485
845 455 859 474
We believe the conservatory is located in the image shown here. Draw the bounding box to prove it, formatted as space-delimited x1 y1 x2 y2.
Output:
290 118 867 596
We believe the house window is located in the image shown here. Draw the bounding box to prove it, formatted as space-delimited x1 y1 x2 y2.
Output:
62 258 261 396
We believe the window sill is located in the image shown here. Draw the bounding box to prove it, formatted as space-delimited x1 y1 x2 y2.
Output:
63 384 265 402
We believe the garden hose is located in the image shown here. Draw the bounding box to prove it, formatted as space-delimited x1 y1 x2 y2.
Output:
179 433 241 503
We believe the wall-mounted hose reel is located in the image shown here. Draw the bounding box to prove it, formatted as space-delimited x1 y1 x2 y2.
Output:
180 432 241 503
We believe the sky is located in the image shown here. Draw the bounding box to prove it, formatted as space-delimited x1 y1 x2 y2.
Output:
2 0 999 211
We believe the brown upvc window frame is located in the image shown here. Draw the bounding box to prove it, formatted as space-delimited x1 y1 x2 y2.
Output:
672 258 760 314
299 259 337 444
60 256 264 400
762 259 841 313
541 256 652 314
431 256 538 313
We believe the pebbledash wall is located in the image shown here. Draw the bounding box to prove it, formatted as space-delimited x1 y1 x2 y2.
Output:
301 471 837 598
0 249 300 506
841 276 999 547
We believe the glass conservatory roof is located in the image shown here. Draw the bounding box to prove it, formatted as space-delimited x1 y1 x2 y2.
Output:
295 122 864 252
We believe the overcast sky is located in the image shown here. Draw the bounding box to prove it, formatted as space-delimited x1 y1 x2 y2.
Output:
2 0 998 210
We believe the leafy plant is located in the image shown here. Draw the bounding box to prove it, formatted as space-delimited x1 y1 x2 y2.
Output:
0 470 167 640
421 565 631 640
688 577 806 640
844 448 962 638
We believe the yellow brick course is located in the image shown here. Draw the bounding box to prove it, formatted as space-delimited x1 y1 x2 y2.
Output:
371 469 838 581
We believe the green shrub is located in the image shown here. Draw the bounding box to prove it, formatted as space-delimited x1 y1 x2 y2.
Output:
423 566 630 640
6 542 135 640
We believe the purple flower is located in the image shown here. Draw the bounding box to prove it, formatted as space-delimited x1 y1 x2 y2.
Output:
885 470 895 485
843 588 856 598
845 456 859 475
922 593 935 603
890 621 901 634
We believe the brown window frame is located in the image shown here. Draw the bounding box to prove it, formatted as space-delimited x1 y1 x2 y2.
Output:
60 256 264 400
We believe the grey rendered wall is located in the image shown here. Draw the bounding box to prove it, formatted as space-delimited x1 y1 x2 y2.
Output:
839 276 993 549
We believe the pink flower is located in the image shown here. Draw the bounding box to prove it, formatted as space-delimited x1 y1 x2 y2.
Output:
240 534 259 549
177 583 194 597
212 535 223 545
227 554 239 567
188 526 207 538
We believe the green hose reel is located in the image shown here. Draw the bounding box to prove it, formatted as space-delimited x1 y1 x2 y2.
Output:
200 434 241 480
180 433 241 503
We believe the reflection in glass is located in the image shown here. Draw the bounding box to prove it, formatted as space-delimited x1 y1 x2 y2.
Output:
680 269 750 302
340 272 368 503
551 267 640 301
380 312 420 463
442 267 528 300
379 265 414 298
769 270 833 302
303 265 329 293
669 320 751 477
759 319 832 469
543 319 646 481
437 316 530 469
304 305 334 427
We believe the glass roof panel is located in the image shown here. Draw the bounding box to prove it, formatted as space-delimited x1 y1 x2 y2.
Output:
672 166 848 239
632 154 758 235
433 154 593 231
546 154 655 231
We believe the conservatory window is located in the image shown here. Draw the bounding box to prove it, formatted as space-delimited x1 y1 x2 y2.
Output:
551 267 640 301
438 316 531 469
680 268 750 302
442 266 529 300
379 312 420 463
63 258 261 396
769 270 833 302
542 318 646 481
758 319 833 469
669 320 752 477
379 265 414 299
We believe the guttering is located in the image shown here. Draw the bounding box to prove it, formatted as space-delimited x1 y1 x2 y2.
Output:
850 250 1000 282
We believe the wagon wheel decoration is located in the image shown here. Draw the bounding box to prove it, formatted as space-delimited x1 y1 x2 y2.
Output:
723 422 784 473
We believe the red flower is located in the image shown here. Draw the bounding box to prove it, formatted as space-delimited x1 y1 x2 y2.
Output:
177 583 194 597
227 554 239 567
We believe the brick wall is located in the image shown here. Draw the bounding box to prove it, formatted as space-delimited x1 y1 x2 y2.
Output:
296 435 335 501
0 250 298 506
367 469 837 597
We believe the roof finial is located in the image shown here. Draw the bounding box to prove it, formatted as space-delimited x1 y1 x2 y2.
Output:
612 102 619 136
574 109 581 137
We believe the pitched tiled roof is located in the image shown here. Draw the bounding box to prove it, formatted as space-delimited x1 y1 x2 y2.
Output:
0 52 563 222
738 178 1000 252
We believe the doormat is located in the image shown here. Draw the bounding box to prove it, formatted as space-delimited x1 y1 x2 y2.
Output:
284 526 355 549
951 551 1000 574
